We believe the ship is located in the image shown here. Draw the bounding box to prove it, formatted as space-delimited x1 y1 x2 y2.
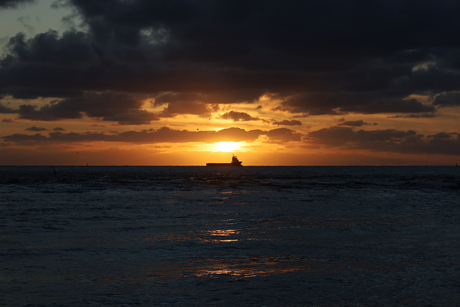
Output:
206 155 243 166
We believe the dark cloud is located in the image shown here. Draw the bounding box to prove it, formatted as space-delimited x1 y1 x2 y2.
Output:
0 0 34 8
0 103 16 114
433 92 460 107
2 126 301 145
338 119 373 127
15 91 158 125
389 114 436 118
308 126 460 155
1 31 100 98
154 93 209 107
2 0 460 118
25 126 48 131
276 93 435 115
84 1 460 61
102 109 158 125
309 126 417 146
159 101 216 118
272 120 302 126
154 91 263 106
3 133 49 144
220 111 259 122
265 128 302 143
53 127 65 131
154 91 266 118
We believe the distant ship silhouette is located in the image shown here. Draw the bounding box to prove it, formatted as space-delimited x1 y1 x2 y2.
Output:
206 155 243 166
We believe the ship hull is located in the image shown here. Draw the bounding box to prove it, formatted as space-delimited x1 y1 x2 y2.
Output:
206 163 242 166
206 155 243 166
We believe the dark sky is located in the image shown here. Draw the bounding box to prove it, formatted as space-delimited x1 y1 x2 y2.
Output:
1 0 460 165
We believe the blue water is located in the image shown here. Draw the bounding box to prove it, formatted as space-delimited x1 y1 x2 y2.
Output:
1 166 460 306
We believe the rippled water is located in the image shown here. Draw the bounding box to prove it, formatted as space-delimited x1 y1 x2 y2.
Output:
1 166 460 306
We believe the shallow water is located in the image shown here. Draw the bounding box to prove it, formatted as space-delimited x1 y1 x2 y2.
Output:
1 166 460 306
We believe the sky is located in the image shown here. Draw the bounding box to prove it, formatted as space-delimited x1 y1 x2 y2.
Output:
1 0 460 165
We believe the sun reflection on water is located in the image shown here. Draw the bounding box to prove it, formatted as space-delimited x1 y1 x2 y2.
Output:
198 229 241 243
193 256 312 278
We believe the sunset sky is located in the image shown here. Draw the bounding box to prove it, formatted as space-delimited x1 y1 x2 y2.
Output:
1 0 460 165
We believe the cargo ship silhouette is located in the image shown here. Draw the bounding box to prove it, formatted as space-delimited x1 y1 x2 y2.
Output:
206 155 243 166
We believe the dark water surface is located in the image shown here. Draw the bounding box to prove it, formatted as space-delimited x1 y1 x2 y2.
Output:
1 166 460 306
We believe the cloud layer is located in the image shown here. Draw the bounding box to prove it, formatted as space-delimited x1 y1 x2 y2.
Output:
2 0 460 119
0 0 34 8
1 0 460 162
2 126 301 145
308 126 460 155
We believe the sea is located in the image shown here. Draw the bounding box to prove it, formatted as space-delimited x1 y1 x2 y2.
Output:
1 166 460 306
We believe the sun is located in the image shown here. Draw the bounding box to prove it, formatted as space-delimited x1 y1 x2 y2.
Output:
214 141 240 152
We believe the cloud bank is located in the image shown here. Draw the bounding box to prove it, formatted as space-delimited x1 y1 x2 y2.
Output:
2 126 301 145
0 0 34 8
308 126 460 156
1 0 460 120
1 0 460 162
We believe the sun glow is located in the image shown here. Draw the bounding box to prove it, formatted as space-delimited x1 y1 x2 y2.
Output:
214 141 240 152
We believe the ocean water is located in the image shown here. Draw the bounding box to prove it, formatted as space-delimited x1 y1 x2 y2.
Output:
1 166 460 306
